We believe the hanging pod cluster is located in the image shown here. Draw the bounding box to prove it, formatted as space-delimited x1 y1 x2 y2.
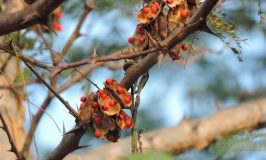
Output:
128 0 196 61
78 79 133 142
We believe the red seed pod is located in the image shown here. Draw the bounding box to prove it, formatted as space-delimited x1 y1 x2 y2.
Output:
80 96 86 102
151 7 158 14
119 114 125 120
53 22 63 31
117 86 125 94
128 37 135 44
167 0 173 4
92 101 99 108
106 78 114 85
124 96 131 105
94 130 102 138
181 43 189 51
55 12 64 19
143 7 150 14
98 89 105 95
180 11 189 19
102 105 109 111
94 117 102 124
101 93 108 99
136 25 144 34
138 37 145 43
154 1 160 8
109 99 116 106
175 54 181 60
125 119 133 128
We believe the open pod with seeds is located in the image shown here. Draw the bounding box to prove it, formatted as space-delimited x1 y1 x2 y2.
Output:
97 90 121 116
104 79 132 108
128 24 149 52
168 0 190 24
116 111 134 129
92 110 116 139
137 1 162 24
78 78 134 142
78 93 94 124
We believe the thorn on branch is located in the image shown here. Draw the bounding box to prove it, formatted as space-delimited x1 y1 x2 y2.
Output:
75 145 91 151
0 96 24 160
24 62 80 120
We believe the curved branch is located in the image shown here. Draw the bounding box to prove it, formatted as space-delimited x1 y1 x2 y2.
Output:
0 0 63 35
47 0 219 159
121 0 218 89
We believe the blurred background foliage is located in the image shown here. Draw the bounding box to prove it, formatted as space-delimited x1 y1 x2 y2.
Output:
18 0 266 159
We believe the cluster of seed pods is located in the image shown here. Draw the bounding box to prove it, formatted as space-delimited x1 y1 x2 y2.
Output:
78 79 133 142
128 0 192 60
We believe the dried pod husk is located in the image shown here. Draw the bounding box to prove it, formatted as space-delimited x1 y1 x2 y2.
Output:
78 92 94 124
169 43 182 60
164 0 183 8
92 111 116 138
104 80 132 108
137 2 162 24
129 25 149 52
116 111 134 130
97 91 121 116
106 129 121 142
168 0 190 24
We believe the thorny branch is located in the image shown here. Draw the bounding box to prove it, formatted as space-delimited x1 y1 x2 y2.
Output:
20 2 98 154
0 0 63 35
0 96 25 160
57 2 95 61
24 62 79 120
47 0 220 159
0 0 220 159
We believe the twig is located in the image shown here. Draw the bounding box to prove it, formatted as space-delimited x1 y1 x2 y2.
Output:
21 94 53 154
24 62 80 120
0 44 52 70
57 3 94 60
0 54 12 72
51 48 158 75
0 96 25 160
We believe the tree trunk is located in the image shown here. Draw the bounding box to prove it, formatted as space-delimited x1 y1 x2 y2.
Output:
0 1 26 159
65 98 266 160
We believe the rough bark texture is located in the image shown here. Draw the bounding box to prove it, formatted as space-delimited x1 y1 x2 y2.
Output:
0 0 63 35
65 98 266 160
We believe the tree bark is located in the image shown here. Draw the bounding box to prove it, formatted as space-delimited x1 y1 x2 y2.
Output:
65 98 266 160
0 1 26 159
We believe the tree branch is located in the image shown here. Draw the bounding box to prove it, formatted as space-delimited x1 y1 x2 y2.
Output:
66 98 266 159
24 62 79 120
121 0 218 89
0 96 25 160
47 0 219 159
0 0 63 35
